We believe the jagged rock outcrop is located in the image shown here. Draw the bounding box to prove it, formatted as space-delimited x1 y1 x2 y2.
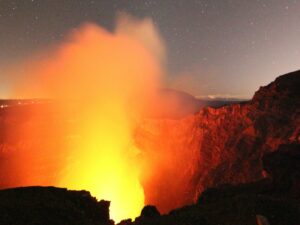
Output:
0 186 113 225
126 143 300 225
263 143 300 197
136 70 300 213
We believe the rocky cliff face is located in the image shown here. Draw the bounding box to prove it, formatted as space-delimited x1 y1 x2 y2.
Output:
135 70 300 213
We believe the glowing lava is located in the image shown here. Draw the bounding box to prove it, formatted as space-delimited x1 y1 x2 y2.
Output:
59 105 145 221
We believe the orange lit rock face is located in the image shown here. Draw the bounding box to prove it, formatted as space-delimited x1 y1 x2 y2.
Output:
136 71 299 213
135 116 202 211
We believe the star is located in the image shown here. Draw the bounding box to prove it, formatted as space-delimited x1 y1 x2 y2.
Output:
0 0 299 99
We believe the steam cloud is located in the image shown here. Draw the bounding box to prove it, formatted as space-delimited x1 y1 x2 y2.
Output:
10 13 165 222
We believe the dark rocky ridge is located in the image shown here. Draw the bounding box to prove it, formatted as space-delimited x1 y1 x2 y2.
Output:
144 88 246 119
125 143 300 225
0 186 113 225
136 70 300 212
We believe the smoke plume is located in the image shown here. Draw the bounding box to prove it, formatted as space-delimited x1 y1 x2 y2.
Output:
11 13 165 222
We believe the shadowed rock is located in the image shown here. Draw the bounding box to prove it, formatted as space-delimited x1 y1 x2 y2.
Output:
0 186 113 225
129 143 300 225
263 143 300 196
140 205 160 218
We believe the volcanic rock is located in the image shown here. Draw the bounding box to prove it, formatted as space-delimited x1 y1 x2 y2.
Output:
140 205 161 218
0 186 112 225
128 143 300 225
263 143 300 197
136 70 300 213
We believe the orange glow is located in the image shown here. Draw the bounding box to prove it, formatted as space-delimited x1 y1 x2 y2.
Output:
59 107 145 221
12 19 163 222
2 14 206 221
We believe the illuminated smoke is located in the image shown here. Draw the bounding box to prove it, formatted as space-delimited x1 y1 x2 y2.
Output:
11 14 164 222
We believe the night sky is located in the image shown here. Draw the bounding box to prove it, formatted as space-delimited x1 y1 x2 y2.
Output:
0 0 299 98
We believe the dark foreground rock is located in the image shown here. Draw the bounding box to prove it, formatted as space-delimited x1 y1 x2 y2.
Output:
128 143 300 225
0 186 113 225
